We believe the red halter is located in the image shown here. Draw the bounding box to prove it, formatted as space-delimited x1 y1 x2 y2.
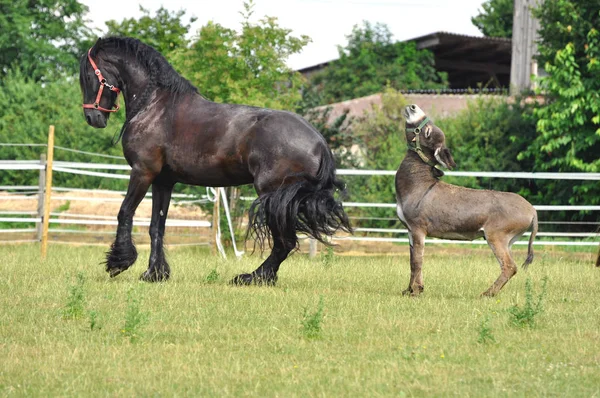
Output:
82 48 121 113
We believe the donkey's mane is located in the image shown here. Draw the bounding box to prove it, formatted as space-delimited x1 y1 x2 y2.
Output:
91 36 198 95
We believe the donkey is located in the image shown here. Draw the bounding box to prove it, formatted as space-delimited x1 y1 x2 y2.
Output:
395 104 538 297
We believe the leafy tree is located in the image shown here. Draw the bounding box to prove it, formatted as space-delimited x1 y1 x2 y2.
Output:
436 97 537 193
340 88 408 228
170 0 310 110
0 0 93 80
471 0 514 38
520 1 600 208
105 6 196 57
0 69 127 190
306 21 448 105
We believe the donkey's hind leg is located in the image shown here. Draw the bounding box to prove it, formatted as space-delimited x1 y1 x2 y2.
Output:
106 169 154 278
140 180 174 282
482 233 518 297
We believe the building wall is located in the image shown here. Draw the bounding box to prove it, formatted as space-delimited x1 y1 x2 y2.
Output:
316 92 504 124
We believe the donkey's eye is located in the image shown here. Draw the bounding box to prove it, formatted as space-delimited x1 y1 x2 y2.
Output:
424 127 431 138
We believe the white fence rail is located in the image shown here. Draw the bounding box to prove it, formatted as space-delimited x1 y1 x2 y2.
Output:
1 160 599 248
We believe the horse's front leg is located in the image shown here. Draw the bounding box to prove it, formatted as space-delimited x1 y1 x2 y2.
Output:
140 180 173 282
105 169 154 278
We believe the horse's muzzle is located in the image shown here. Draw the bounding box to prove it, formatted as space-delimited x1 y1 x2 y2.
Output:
83 109 107 128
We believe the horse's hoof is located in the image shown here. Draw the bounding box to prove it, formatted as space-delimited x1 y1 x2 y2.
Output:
230 273 277 286
105 243 138 277
108 267 127 278
139 270 170 282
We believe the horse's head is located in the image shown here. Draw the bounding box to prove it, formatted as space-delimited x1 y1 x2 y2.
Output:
404 104 456 169
79 43 121 128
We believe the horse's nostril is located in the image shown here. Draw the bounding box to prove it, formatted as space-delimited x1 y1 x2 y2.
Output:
410 105 417 110
86 114 92 125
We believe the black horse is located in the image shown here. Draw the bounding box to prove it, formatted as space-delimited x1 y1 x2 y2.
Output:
79 37 351 284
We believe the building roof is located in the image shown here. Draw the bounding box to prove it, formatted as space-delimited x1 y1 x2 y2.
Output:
410 32 512 88
297 31 512 89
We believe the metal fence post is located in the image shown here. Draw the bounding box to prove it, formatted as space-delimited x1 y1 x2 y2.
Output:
211 188 221 256
309 238 317 258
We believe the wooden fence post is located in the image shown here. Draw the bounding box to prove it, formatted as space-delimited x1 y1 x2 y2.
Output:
40 125 55 259
212 188 221 255
36 153 46 241
596 243 599 267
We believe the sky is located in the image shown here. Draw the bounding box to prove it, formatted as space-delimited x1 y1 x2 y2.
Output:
81 0 487 70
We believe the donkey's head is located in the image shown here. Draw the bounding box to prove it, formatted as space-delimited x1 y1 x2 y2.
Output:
404 104 456 169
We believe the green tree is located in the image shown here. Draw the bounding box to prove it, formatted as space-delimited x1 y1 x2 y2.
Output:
520 1 600 207
0 69 127 190
170 1 309 110
471 0 514 38
105 6 196 57
0 0 93 80
341 88 408 228
436 97 537 193
306 21 447 105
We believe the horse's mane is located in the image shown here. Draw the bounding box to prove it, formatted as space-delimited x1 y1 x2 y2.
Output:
91 36 198 96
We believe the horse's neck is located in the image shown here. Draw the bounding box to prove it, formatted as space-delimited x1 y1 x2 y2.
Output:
112 56 156 120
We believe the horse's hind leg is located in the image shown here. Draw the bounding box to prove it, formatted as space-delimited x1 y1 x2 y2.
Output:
140 180 173 282
231 223 296 286
481 234 518 297
105 169 153 278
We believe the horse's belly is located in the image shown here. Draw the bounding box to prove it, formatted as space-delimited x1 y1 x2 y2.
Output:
170 165 254 187
165 160 254 187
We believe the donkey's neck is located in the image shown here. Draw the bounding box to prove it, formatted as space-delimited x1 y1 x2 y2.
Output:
396 151 441 198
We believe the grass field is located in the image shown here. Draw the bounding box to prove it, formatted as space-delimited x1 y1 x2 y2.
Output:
0 243 598 396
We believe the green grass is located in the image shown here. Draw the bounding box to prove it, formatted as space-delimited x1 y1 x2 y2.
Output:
0 243 598 396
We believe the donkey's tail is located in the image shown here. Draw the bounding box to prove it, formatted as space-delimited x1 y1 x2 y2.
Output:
247 146 352 251
522 210 538 270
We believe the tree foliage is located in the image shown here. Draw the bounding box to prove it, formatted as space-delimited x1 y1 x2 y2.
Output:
471 0 514 38
520 0 600 206
0 69 127 189
306 21 448 105
105 6 196 57
170 1 310 110
0 0 93 80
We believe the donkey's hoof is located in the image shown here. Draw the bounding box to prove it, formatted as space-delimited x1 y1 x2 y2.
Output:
139 269 170 282
402 286 423 297
480 290 496 298
230 273 277 286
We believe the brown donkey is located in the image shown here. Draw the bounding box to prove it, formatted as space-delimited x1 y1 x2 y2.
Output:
395 104 538 297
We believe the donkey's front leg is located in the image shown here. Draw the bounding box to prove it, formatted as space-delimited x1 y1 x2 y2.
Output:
140 180 173 282
403 230 425 296
105 169 154 278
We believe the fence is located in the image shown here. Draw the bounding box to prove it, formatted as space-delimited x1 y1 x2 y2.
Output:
1 128 599 260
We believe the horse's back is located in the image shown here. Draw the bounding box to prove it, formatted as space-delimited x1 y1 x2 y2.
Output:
165 97 327 188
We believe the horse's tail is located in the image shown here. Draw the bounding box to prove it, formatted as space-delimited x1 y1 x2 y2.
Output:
522 210 538 270
247 147 352 251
